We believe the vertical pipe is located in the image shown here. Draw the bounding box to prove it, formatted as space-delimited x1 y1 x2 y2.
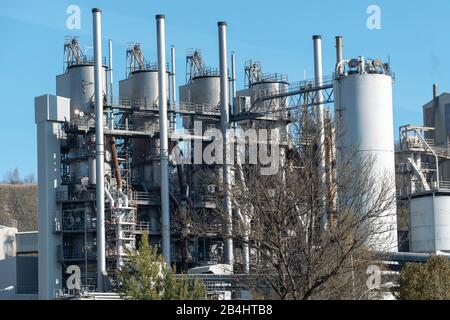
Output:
156 14 171 265
313 35 327 230
108 40 114 128
433 83 439 189
335 36 343 74
92 8 106 292
109 39 113 100
171 46 177 128
110 138 122 189
231 51 237 114
231 50 249 273
218 21 234 267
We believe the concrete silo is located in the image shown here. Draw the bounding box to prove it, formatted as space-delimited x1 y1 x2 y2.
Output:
119 44 170 188
334 56 398 252
56 38 109 186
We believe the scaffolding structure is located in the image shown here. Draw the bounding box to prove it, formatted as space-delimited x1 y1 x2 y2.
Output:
396 125 450 197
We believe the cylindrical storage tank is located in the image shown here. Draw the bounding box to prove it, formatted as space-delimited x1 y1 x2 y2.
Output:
120 70 170 110
179 75 222 197
129 70 159 110
334 58 398 252
119 69 170 131
119 70 169 187
119 70 170 109
409 192 450 253
250 80 289 112
57 65 107 119
179 75 221 106
179 75 221 132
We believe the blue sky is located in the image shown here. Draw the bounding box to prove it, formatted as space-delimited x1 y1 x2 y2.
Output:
0 0 449 178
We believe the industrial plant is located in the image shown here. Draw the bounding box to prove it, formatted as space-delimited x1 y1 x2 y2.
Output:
0 6 449 301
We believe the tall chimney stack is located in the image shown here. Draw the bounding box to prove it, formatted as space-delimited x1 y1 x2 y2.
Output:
92 7 106 292
156 14 171 265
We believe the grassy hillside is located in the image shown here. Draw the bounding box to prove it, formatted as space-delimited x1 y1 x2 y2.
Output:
0 184 37 231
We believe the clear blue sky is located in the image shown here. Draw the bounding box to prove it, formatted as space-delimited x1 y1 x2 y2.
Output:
0 0 449 178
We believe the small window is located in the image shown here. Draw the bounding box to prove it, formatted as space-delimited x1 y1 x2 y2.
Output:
424 106 434 127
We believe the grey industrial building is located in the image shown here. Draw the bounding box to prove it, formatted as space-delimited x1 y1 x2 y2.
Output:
1 7 450 301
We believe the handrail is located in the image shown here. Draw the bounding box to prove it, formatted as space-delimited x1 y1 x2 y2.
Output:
250 74 334 105
411 127 440 189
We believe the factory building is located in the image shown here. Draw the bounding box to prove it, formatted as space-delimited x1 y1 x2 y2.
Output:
396 84 450 254
34 13 262 299
25 8 424 300
0 222 38 299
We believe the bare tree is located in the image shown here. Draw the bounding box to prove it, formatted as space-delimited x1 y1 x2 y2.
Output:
212 111 397 300
23 173 36 184
3 168 22 184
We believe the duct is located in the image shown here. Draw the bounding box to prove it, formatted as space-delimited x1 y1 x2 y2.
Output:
218 21 234 267
230 50 249 272
313 35 328 230
108 136 129 207
105 187 115 207
92 7 106 292
324 111 336 224
177 162 188 199
235 142 251 274
171 46 177 128
118 189 129 207
110 137 122 189
170 141 188 199
88 155 96 185
109 40 114 100
156 14 171 265
231 51 237 115
335 59 350 75
231 50 247 272
234 201 250 274
169 140 193 272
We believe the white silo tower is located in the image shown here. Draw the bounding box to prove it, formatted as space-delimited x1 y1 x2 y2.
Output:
334 56 398 252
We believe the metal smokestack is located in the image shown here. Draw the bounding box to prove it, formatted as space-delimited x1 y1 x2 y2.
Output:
335 36 343 74
433 83 438 100
313 35 328 230
171 46 177 128
92 7 106 291
218 21 234 267
109 39 113 99
231 51 237 115
156 14 171 265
